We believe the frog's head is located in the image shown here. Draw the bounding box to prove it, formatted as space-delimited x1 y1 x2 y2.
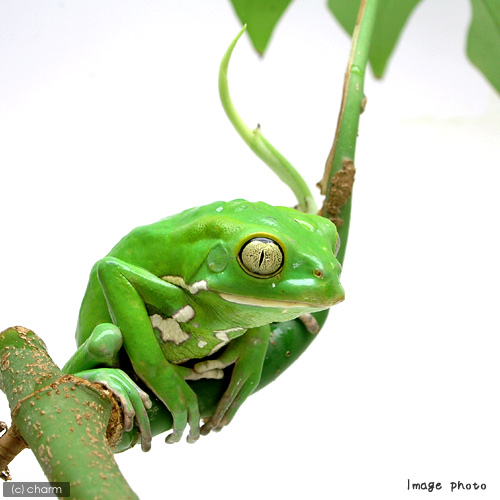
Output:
167 200 344 323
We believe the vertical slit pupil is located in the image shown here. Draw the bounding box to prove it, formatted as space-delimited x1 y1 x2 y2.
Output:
239 237 284 277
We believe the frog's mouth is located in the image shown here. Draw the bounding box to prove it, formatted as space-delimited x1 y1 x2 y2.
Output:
218 292 341 309
160 275 344 309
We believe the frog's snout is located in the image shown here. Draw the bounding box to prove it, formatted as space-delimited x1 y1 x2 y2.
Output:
311 261 345 306
332 288 345 305
330 282 345 306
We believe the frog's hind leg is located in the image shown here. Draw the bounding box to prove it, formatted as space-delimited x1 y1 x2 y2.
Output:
62 323 123 373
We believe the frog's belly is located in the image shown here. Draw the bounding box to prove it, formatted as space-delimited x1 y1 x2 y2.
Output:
149 313 245 364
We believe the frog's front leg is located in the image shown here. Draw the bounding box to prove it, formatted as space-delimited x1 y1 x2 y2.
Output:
94 256 203 444
193 324 270 435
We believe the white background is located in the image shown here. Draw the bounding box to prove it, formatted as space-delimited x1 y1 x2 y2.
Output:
1 1 499 499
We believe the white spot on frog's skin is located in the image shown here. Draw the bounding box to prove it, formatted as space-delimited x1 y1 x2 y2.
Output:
213 327 244 342
198 340 208 349
150 314 163 329
150 314 190 345
214 331 229 342
216 206 224 212
161 276 208 295
218 292 315 309
209 327 246 355
294 218 314 231
208 340 229 356
218 327 245 333
172 305 195 323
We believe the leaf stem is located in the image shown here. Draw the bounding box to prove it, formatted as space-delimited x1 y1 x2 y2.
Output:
219 26 318 213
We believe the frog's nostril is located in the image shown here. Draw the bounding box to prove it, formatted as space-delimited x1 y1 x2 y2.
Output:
313 268 324 279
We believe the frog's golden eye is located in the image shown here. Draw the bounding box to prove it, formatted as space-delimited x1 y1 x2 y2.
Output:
238 237 284 278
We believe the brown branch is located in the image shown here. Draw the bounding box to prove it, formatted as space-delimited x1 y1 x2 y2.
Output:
0 423 28 481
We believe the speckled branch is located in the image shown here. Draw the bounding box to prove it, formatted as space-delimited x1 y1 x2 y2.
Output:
0 326 138 500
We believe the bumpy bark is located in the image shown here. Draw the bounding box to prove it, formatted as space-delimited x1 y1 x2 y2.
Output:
0 326 138 500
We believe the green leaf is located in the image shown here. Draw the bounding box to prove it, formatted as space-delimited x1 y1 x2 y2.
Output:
229 0 294 55
327 0 422 77
467 0 500 93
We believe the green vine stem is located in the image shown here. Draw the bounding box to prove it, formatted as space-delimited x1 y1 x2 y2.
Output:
318 0 379 264
219 25 318 214
0 327 138 500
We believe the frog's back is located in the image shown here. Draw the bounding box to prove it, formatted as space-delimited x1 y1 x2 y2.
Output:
104 199 267 271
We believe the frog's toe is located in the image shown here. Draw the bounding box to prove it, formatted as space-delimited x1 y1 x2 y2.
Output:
200 421 215 436
200 412 231 436
165 431 182 444
139 389 153 410
116 393 136 432
130 390 152 452
186 428 200 444
164 389 200 445
185 368 224 380
73 368 152 452
193 359 226 374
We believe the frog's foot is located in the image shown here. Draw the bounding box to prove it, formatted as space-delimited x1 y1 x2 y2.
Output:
196 326 269 437
192 361 249 436
74 368 153 452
